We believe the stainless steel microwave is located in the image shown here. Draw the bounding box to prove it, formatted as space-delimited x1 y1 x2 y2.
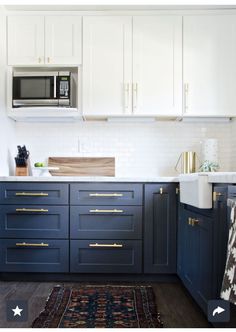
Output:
12 71 71 107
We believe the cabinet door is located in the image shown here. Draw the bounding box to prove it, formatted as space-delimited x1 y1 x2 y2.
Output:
133 16 182 116
180 209 198 291
45 16 82 65
144 184 177 273
83 16 132 116
8 16 44 65
184 15 236 116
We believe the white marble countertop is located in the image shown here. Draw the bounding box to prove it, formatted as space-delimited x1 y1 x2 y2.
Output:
0 176 179 183
1 172 236 183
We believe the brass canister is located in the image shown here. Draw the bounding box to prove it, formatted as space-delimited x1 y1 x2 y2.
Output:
175 151 196 174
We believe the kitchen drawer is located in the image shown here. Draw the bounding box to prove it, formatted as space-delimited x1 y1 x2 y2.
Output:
0 183 69 205
0 205 69 238
70 183 142 206
0 239 69 272
70 206 142 239
70 240 142 273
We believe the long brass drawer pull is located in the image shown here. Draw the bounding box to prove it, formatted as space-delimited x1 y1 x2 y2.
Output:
89 209 123 213
89 193 123 197
15 208 49 213
89 243 123 248
15 192 49 197
15 242 49 247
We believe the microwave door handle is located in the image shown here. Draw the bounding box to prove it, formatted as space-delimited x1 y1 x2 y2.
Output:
54 76 57 98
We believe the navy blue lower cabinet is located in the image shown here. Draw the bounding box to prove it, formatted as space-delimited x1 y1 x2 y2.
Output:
178 206 213 315
0 183 69 205
0 239 69 272
0 205 69 238
70 206 142 239
70 240 142 273
144 184 177 274
70 183 143 206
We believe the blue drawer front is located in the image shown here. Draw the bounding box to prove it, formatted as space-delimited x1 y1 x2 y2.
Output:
70 206 142 239
70 240 142 273
0 205 69 239
0 239 69 272
0 183 69 205
70 183 143 206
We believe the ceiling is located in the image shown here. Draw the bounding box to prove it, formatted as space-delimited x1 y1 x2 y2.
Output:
4 5 236 11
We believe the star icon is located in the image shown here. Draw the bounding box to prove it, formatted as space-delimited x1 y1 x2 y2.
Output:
12 305 23 317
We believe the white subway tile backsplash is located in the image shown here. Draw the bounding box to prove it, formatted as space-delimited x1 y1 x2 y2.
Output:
14 120 233 177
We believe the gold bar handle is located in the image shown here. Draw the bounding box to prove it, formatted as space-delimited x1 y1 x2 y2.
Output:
15 192 49 197
213 191 222 202
191 218 199 226
133 82 138 110
89 193 123 197
16 242 49 247
89 209 123 213
124 83 130 111
188 217 192 225
184 83 189 113
89 243 123 248
15 208 49 213
160 187 163 194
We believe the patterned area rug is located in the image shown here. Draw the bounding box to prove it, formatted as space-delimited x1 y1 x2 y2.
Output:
32 285 163 328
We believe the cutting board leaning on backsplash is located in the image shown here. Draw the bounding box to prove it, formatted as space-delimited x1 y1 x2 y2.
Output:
48 157 115 177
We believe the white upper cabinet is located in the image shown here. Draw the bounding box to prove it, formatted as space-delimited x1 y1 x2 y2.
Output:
83 16 132 116
45 16 81 65
83 15 182 117
184 15 236 117
7 15 82 65
8 16 44 65
133 16 182 116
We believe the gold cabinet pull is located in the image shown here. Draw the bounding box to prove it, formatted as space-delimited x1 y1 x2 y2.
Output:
133 82 138 110
160 187 163 194
176 187 179 195
184 83 189 113
188 217 199 226
213 191 223 202
15 208 48 213
16 242 49 247
15 192 49 197
89 209 123 213
89 193 123 197
89 243 123 248
124 83 130 110
191 218 199 226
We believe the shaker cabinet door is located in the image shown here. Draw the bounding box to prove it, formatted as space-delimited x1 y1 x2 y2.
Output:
8 16 44 65
184 15 236 116
133 16 182 116
45 16 82 65
83 16 132 116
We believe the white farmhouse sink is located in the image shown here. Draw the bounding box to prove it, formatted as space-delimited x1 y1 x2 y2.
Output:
179 173 212 209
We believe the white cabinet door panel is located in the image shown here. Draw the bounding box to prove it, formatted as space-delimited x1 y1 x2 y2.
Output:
45 16 82 65
184 15 236 116
83 16 132 116
8 16 44 65
133 16 182 116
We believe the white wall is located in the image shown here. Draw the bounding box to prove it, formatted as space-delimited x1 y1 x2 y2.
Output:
0 6 15 175
15 120 233 177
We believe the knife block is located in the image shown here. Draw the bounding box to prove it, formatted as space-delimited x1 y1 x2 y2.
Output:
15 166 29 176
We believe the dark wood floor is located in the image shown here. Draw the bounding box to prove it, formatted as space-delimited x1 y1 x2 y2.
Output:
0 280 211 328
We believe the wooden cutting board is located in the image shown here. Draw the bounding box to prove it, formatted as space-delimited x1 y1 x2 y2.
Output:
48 157 115 177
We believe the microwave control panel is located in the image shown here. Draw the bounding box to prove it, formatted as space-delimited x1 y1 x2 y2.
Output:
58 75 70 99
